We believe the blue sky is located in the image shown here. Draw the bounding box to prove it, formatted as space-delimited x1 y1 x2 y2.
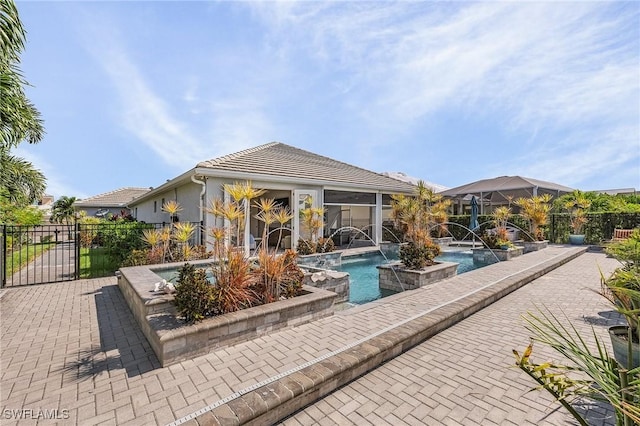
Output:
14 1 640 199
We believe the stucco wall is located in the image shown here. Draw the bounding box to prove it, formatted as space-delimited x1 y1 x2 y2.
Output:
132 183 202 224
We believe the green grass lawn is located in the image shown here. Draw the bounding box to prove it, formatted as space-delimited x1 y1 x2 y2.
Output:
79 247 119 278
6 242 55 277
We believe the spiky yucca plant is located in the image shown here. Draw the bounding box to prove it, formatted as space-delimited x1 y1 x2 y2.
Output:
212 247 258 313
514 194 552 241
390 181 448 269
514 306 640 426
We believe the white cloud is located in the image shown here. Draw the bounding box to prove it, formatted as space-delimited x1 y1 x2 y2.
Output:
13 147 88 199
246 1 639 187
77 13 276 169
89 45 208 169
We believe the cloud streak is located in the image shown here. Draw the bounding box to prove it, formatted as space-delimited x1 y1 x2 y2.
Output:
77 10 276 169
247 2 639 188
14 147 87 199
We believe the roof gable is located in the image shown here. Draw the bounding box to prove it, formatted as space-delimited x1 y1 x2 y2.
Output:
74 187 151 208
197 142 416 192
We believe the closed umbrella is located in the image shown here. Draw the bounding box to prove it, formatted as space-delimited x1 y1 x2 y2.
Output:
470 196 479 232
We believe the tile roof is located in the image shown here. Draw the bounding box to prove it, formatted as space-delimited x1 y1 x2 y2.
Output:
197 142 416 193
74 187 151 207
439 175 574 197
381 172 449 193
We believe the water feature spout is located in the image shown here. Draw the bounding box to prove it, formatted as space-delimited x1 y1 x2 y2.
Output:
429 222 501 264
325 226 407 292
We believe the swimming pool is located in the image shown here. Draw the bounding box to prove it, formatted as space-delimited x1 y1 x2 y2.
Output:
152 250 485 306
337 250 483 305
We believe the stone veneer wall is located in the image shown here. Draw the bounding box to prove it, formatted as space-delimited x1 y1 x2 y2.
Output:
301 268 350 303
297 252 342 269
515 240 548 254
378 261 458 291
472 246 524 263
118 264 337 367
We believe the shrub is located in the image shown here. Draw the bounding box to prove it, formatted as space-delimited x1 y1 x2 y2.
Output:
122 249 150 267
297 238 315 255
480 230 513 249
102 222 154 264
316 237 335 253
399 239 441 270
174 263 218 323
254 248 286 303
280 249 304 299
211 248 258 314
514 194 552 241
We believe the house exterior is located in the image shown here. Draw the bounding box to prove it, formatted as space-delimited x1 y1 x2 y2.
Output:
35 194 54 222
73 187 151 218
439 175 574 215
128 142 417 251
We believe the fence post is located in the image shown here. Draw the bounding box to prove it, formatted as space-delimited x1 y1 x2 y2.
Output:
1 225 5 288
75 223 80 280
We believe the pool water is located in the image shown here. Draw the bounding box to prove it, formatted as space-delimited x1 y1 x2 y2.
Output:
335 254 398 305
336 251 483 305
436 250 481 274
152 251 485 306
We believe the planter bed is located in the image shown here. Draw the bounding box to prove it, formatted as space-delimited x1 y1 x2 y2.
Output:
378 261 458 291
472 246 524 263
514 240 548 253
118 263 337 366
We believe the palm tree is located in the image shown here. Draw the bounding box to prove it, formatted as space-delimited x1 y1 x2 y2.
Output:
1 0 44 148
0 150 45 205
50 196 77 225
0 0 46 207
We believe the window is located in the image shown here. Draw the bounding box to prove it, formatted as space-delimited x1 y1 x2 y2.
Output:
324 190 375 205
153 201 157 213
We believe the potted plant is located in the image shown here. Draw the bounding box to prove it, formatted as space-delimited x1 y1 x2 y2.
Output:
602 229 640 369
563 190 591 245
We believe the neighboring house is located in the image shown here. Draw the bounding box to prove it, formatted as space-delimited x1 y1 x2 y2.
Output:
382 171 449 193
439 175 574 215
35 194 54 221
129 142 417 250
73 187 151 218
591 188 638 196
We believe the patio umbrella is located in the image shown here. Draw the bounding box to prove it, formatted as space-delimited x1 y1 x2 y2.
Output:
469 196 480 232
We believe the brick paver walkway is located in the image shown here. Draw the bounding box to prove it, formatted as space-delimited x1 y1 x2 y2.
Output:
281 252 621 425
0 247 621 425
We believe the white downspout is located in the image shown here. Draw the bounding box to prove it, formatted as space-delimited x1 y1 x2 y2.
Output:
191 175 206 245
375 193 382 245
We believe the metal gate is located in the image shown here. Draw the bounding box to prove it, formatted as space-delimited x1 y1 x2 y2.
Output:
1 224 77 287
1 222 203 287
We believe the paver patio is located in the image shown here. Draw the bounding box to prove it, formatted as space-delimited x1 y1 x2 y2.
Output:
0 246 622 425
281 251 620 425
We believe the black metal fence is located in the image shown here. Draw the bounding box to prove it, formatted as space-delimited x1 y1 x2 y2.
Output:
1 222 202 287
